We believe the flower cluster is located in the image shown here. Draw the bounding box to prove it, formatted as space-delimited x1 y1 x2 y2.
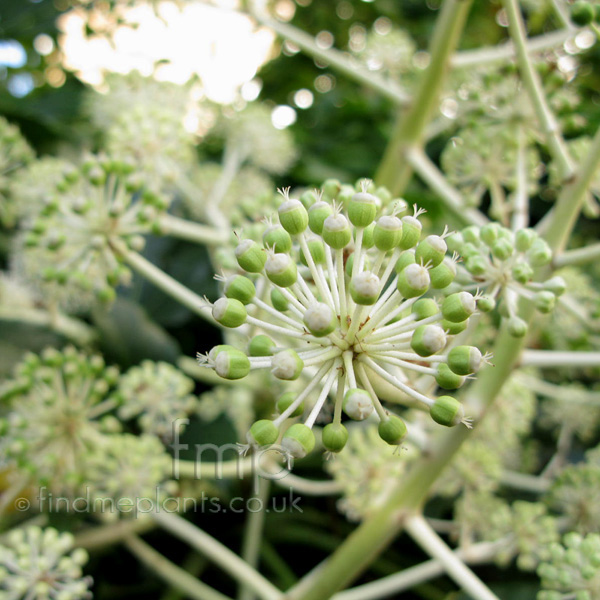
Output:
448 223 564 337
115 360 196 440
199 180 486 459
0 115 35 227
0 527 91 600
16 154 169 310
537 532 600 600
0 347 174 509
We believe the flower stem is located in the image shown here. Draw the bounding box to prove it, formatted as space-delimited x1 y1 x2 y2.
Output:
152 511 281 600
375 0 474 195
553 242 600 268
519 350 600 368
404 514 500 600
157 214 229 246
115 245 212 323
502 0 574 182
125 535 234 600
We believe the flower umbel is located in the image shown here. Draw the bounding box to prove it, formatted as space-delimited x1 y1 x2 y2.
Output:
199 181 482 458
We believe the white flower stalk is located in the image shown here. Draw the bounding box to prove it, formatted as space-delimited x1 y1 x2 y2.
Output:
115 361 197 440
16 154 170 311
449 223 565 337
198 181 482 457
0 346 120 493
0 527 92 600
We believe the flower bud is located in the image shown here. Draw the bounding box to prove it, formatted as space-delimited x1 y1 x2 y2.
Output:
308 201 333 235
300 189 318 209
350 271 380 305
512 262 534 284
480 223 501 247
534 290 556 314
411 324 447 357
373 215 402 251
271 349 304 380
212 298 247 328
544 276 566 297
276 392 304 417
248 335 276 357
348 191 378 227
322 214 352 249
429 259 456 289
528 238 552 267
395 250 416 274
235 240 267 273
271 288 289 311
263 224 292 253
442 292 476 323
282 423 315 458
224 275 256 305
435 363 465 389
378 415 407 445
430 396 465 427
515 228 538 252
462 226 480 245
412 298 439 320
442 318 468 335
265 253 298 287
465 256 487 276
304 302 338 337
491 237 514 260
415 235 447 267
215 347 251 380
399 215 422 249
397 263 430 298
571 0 595 25
447 345 482 375
322 423 349 453
322 178 341 199
279 198 308 235
248 420 279 446
208 345 229 362
343 388 373 420
446 232 464 253
477 295 496 312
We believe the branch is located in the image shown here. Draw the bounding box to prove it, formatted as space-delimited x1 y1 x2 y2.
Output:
553 242 600 268
404 514 500 600
519 350 600 368
152 511 281 600
125 535 234 600
157 214 230 246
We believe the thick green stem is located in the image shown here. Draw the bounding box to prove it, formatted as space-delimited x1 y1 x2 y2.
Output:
554 242 600 268
375 0 473 195
157 214 229 246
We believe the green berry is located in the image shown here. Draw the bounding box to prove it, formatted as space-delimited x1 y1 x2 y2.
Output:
224 275 256 305
415 235 447 267
448 345 482 375
491 237 514 260
322 423 349 452
442 292 476 323
465 256 487 276
235 240 267 273
435 363 465 389
462 226 480 245
412 298 439 320
348 191 378 227
515 228 537 252
528 238 552 267
480 223 501 246
397 263 430 298
373 215 402 251
343 388 373 420
271 349 304 380
544 276 566 297
263 224 292 253
282 423 315 458
271 288 289 311
477 295 496 312
507 316 528 337
350 271 380 305
430 396 465 427
399 215 422 249
512 262 534 284
322 214 352 249
395 249 416 274
303 302 338 337
248 420 279 446
571 1 595 25
429 259 456 289
378 415 407 445
248 335 276 357
214 347 251 380
534 290 556 314
441 318 468 335
308 201 333 235
212 298 247 328
279 197 308 235
411 324 447 357
265 253 298 287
